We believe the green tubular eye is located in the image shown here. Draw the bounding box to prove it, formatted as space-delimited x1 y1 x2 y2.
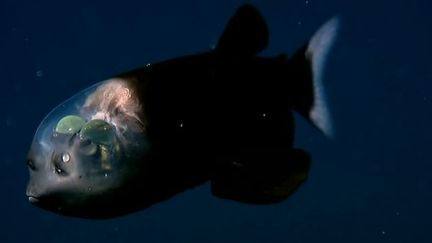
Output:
55 115 86 134
80 119 115 145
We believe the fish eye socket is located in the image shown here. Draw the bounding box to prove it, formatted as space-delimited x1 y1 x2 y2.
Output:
55 115 86 134
51 152 71 175
52 157 65 175
80 119 115 145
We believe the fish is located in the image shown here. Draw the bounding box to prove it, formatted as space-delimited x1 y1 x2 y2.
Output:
25 4 339 219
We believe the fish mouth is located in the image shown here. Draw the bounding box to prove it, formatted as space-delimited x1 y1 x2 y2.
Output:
26 190 41 203
27 196 40 203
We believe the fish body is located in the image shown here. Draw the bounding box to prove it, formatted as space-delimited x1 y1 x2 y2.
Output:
26 4 339 218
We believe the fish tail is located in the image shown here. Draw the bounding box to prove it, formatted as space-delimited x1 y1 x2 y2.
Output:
288 17 340 137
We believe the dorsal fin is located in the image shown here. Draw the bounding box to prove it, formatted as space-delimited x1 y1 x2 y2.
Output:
216 4 269 56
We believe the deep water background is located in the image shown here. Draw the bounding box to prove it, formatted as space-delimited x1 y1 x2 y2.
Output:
1 0 431 242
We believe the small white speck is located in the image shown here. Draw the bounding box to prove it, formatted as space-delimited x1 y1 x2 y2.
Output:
62 153 70 163
262 113 267 117
179 123 184 128
146 63 151 67
36 70 43 77
381 231 386 235
305 0 310 4
104 173 108 177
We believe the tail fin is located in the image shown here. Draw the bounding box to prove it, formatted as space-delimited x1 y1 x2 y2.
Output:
290 18 340 137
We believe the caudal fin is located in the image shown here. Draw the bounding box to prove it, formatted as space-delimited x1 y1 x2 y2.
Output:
290 17 340 137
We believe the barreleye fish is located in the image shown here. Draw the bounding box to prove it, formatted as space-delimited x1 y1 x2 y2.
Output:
26 4 339 219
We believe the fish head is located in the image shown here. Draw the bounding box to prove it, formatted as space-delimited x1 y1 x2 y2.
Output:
26 77 150 218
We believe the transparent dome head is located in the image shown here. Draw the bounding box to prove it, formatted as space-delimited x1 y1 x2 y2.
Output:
27 77 149 200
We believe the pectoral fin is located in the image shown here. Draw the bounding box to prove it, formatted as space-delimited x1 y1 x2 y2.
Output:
211 149 310 204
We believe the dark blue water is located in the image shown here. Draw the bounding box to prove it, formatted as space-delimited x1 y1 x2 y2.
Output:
1 0 431 242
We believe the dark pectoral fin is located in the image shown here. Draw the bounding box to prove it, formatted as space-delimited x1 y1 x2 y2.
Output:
211 149 310 204
216 4 269 57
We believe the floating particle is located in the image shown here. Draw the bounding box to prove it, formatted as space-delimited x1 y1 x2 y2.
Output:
36 70 43 77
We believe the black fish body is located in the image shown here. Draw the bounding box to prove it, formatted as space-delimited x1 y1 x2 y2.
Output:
26 5 339 218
